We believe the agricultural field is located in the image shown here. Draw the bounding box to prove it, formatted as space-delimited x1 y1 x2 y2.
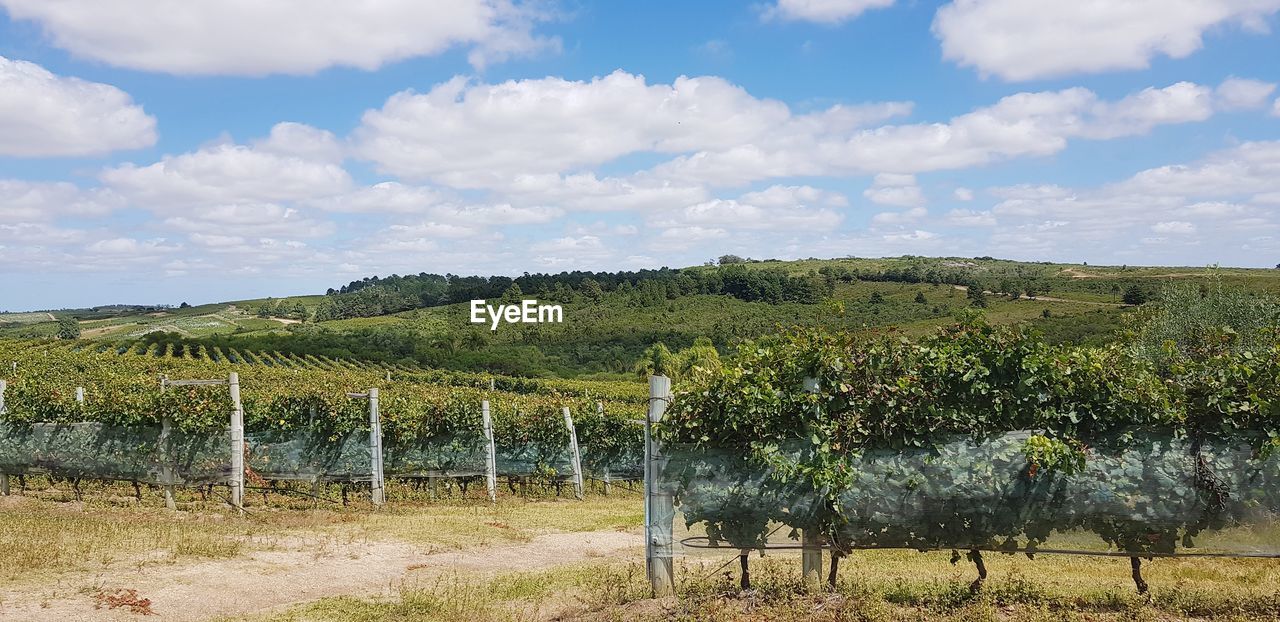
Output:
3 258 1279 621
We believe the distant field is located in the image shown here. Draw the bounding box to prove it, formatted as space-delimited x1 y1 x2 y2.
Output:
0 311 54 324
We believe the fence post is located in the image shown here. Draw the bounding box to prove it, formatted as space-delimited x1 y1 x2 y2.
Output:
646 375 674 596
482 400 497 503
75 387 84 403
369 388 385 507
562 406 584 500
801 376 823 587
597 401 611 495
229 372 244 513
0 380 6 496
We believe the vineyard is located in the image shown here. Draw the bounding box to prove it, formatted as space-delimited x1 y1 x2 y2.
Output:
0 338 648 505
652 319 1280 593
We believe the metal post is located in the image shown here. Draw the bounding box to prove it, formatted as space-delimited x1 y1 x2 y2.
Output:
481 400 497 503
801 376 823 586
563 407 584 500
646 375 674 596
229 372 244 512
0 378 6 414
75 387 84 403
369 388 385 507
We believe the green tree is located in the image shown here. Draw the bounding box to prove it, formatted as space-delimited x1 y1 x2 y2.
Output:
914 291 927 304
869 292 884 304
56 317 80 340
1122 285 1148 306
579 278 604 301
633 343 677 378
967 287 988 308
501 283 524 304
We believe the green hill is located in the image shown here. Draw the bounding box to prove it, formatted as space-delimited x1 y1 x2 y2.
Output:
5 256 1276 378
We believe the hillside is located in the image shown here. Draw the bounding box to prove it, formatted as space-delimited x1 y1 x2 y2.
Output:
3 256 1274 378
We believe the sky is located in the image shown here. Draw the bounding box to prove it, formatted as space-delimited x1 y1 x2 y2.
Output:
2 0 1280 311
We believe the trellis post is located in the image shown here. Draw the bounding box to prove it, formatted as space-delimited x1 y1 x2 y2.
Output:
75 387 84 403
369 388 385 507
598 401 611 495
562 406 584 500
482 400 497 503
229 372 245 513
646 375 674 596
0 379 7 495
801 376 823 587
159 417 177 510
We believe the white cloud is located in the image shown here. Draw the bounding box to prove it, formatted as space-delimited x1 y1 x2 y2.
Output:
0 180 120 222
652 82 1223 185
1152 220 1197 234
739 184 849 208
1272 97 1280 117
498 173 710 212
871 207 928 225
933 0 1280 81
662 198 842 231
953 187 974 201
864 173 926 207
1215 77 1278 110
944 208 995 226
0 0 556 76
353 70 910 186
306 182 446 214
102 124 352 208
765 0 895 23
0 55 155 157
254 122 344 162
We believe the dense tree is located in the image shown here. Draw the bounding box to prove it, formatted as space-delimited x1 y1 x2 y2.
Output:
56 317 80 340
914 292 927 304
1122 285 1148 306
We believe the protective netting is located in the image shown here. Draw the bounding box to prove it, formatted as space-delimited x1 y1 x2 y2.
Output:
0 421 645 486
662 429 1280 557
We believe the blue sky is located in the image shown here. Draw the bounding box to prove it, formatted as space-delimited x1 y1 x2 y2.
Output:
2 0 1280 311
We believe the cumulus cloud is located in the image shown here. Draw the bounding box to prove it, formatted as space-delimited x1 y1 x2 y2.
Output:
352 70 910 186
101 124 352 208
933 0 1280 81
0 56 155 157
1215 77 1278 110
653 81 1223 185
864 173 926 207
0 0 557 75
0 180 120 223
953 187 975 201
764 0 895 23
977 141 1280 264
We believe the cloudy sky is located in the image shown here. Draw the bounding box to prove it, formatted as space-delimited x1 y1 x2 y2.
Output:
2 1 1280 310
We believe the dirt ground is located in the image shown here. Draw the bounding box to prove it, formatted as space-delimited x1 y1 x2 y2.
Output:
0 527 643 621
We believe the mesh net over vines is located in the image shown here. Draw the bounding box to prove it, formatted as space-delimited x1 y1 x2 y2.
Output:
0 420 645 485
660 430 1280 558
657 320 1280 559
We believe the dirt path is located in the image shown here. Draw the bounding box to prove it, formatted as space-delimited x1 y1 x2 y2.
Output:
951 285 1122 307
0 529 643 622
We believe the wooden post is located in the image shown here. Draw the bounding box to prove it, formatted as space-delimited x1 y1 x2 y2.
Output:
562 407 584 500
229 372 244 512
646 375 674 596
0 379 6 496
598 401 611 495
482 400 497 503
160 417 177 510
369 388 385 507
801 376 823 586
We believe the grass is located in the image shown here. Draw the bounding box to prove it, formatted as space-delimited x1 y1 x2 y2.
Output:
0 485 643 588
254 549 1280 621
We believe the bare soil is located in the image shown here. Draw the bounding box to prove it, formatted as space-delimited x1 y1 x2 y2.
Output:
0 529 643 621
